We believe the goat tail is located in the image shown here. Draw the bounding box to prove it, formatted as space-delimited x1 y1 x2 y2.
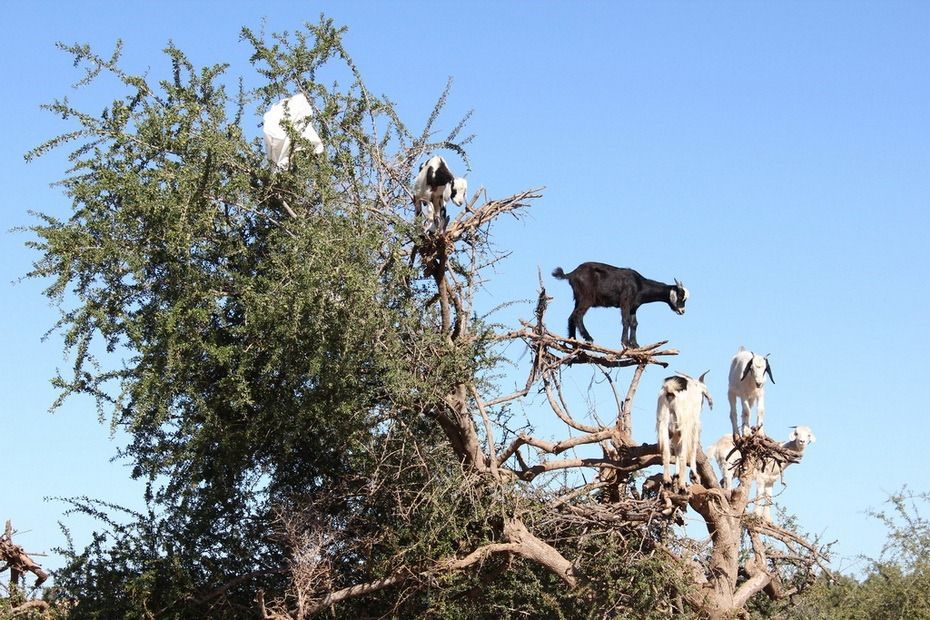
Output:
552 267 567 280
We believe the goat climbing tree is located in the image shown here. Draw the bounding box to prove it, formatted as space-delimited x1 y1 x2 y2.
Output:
26 18 829 619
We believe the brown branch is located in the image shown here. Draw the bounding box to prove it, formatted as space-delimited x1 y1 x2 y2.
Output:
471 386 499 477
735 530 774 607
446 188 543 241
302 518 575 616
8 600 50 618
1 520 48 588
543 374 601 434
517 429 618 458
305 572 410 615
618 363 646 442
502 517 576 586
751 520 834 577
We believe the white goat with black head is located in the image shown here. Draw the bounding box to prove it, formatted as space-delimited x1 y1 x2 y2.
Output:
657 371 713 491
412 155 467 234
706 426 816 521
551 262 688 348
728 346 775 437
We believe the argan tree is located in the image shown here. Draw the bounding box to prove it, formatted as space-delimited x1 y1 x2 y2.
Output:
26 18 828 619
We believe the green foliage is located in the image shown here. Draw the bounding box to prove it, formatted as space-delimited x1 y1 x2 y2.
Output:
26 17 487 618
769 489 930 619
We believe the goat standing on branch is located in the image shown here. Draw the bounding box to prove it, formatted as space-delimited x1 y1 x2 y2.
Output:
728 346 775 437
707 426 816 521
551 262 688 348
656 371 713 491
412 155 467 234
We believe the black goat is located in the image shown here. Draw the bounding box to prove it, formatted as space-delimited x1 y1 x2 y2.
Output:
552 262 688 348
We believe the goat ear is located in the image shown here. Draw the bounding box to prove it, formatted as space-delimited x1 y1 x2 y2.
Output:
765 359 775 384
789 427 798 440
741 360 753 381
703 390 714 410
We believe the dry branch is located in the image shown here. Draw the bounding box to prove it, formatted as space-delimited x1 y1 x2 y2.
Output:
7 599 50 618
293 518 575 616
446 188 543 241
1 520 48 589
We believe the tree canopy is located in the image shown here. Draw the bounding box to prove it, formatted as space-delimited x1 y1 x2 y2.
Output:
22 17 844 620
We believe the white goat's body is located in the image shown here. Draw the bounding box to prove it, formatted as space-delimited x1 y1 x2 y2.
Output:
707 426 816 521
727 346 774 436
657 373 713 490
705 433 738 490
262 93 324 168
412 155 467 234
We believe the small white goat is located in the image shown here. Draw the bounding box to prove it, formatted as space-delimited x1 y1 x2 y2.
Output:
728 346 775 437
706 426 816 521
263 93 324 168
412 155 467 234
657 371 713 490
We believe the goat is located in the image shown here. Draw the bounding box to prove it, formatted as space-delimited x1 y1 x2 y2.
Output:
412 155 467 234
263 93 325 168
706 426 815 521
656 371 713 491
727 346 775 437
551 262 688 348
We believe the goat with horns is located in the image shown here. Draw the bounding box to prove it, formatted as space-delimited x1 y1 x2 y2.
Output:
552 262 688 348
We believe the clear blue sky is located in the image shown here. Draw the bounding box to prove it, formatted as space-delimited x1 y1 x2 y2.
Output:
2 1 928 579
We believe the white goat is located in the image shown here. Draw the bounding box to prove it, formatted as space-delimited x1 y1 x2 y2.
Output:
656 371 713 490
706 426 816 521
728 346 775 437
263 93 324 168
412 155 467 234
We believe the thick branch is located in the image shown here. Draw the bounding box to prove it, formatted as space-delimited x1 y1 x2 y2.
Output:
1 521 48 588
8 600 50 618
303 517 575 616
499 428 619 469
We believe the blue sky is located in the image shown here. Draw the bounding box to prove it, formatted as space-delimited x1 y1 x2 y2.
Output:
2 1 928 579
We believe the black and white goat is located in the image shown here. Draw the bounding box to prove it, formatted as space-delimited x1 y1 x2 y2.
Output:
551 262 688 348
706 426 816 521
412 155 467 234
727 346 775 437
656 371 713 491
